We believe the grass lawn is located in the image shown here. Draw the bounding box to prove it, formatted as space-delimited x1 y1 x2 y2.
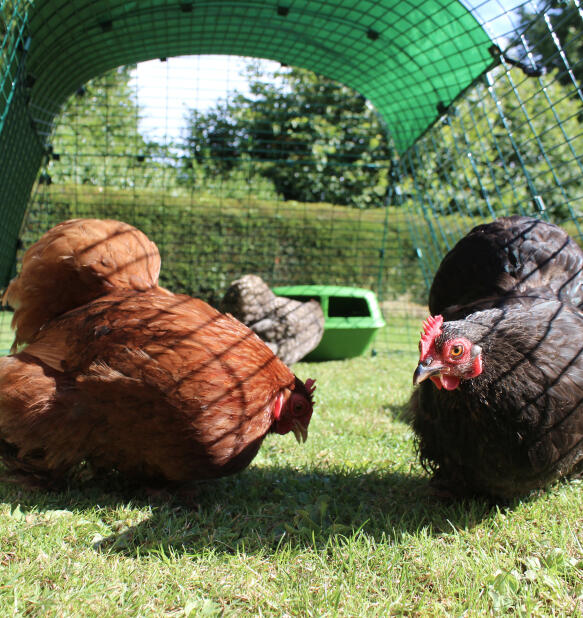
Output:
0 318 581 615
0 312 13 355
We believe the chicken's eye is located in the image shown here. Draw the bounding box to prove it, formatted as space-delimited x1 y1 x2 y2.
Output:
291 396 307 415
450 344 464 358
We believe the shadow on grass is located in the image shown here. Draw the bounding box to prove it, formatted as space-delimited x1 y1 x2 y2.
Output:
0 464 508 557
381 402 413 423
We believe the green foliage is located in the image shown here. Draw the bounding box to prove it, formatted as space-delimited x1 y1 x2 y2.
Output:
400 66 583 222
516 0 583 92
177 154 279 202
0 0 32 131
182 65 393 209
44 48 582 229
489 67 583 220
0 311 12 354
48 66 169 190
22 184 428 305
180 102 244 179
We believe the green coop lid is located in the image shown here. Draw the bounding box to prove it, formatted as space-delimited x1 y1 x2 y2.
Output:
274 285 385 327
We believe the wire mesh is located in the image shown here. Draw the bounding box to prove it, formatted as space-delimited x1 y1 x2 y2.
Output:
1 0 582 359
0 0 30 132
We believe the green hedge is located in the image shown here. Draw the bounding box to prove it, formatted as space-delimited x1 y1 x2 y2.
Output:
21 184 434 305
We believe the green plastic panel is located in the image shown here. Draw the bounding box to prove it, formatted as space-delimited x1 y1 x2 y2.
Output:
273 285 386 360
25 0 494 154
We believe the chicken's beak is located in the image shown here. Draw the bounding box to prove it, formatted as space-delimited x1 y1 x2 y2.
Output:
413 360 443 385
292 419 308 443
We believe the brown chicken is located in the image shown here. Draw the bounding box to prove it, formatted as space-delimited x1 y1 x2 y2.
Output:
0 287 316 487
3 218 161 351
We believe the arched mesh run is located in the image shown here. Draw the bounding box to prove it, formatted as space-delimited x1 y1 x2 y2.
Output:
1 1 582 358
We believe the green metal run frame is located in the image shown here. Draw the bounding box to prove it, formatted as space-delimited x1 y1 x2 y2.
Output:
26 1 493 154
0 0 496 287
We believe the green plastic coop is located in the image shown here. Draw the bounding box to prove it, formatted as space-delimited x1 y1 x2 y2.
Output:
273 285 386 361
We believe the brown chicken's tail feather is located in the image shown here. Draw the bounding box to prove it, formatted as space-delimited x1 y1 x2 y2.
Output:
0 438 65 489
0 438 119 489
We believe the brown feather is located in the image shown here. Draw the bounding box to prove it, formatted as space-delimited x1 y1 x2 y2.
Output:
3 219 161 351
0 289 313 486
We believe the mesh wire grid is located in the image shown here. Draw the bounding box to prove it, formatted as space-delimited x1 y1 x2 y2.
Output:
0 0 582 357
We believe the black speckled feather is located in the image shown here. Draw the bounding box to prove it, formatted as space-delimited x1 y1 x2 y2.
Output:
410 216 583 500
429 215 583 317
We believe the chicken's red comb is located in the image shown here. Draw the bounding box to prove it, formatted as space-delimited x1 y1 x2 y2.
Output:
419 315 443 358
305 379 316 398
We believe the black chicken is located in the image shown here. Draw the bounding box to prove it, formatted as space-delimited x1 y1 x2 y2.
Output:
409 216 583 500
428 215 583 316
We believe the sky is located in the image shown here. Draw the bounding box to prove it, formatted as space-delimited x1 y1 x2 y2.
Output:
133 55 279 142
132 0 533 143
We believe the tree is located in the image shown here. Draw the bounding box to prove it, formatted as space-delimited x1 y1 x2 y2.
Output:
182 65 393 208
514 1 583 93
400 65 583 222
47 66 164 189
183 103 243 174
